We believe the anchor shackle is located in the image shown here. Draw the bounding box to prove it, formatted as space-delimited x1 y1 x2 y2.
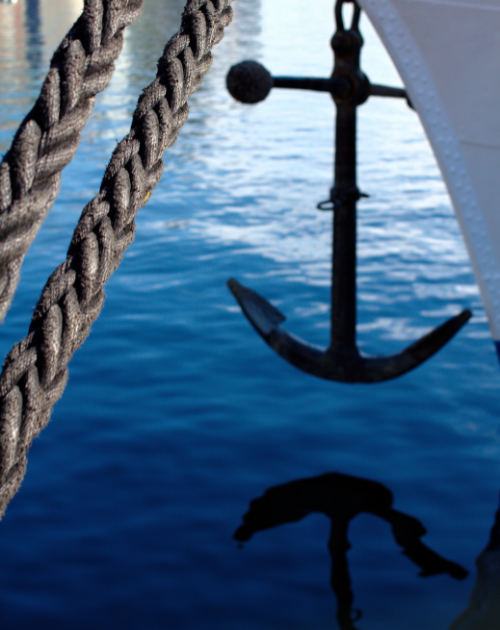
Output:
331 0 370 107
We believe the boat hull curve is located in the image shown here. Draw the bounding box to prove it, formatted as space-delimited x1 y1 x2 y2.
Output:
358 0 500 350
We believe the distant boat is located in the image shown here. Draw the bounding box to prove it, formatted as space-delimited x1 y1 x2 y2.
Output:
360 0 500 357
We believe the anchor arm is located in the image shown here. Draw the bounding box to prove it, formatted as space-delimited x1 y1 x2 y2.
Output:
228 278 471 382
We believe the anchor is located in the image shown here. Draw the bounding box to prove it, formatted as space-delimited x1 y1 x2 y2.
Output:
226 0 472 383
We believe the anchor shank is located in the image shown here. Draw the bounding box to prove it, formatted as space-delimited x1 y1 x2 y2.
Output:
334 105 357 190
330 103 357 352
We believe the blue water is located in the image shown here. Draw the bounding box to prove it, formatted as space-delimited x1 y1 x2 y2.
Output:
1 1 500 629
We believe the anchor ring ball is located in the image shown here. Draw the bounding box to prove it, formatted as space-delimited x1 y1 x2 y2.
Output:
226 60 273 104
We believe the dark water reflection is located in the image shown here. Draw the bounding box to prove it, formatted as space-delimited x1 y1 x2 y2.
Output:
235 472 493 629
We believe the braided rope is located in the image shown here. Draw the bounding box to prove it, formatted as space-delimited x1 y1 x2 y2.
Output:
0 0 233 519
0 0 144 323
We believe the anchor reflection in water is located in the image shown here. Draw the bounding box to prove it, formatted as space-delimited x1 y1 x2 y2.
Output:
234 472 500 629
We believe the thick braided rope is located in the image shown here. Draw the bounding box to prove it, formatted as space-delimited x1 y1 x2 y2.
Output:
0 0 233 519
0 0 144 323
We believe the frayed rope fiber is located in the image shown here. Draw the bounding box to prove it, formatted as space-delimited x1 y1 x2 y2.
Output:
0 0 233 518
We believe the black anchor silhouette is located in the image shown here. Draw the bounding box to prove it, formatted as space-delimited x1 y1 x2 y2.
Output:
226 0 471 383
234 472 468 629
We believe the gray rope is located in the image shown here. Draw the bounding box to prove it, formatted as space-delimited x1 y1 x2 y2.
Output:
0 0 233 519
0 0 144 323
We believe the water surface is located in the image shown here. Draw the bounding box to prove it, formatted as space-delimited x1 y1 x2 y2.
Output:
0 1 499 629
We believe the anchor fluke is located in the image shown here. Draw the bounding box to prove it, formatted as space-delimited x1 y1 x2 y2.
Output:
227 278 285 336
228 278 472 383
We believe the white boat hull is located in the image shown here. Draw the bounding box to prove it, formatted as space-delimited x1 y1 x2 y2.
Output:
359 0 500 350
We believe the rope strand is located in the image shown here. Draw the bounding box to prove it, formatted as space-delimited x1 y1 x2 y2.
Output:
0 0 144 322
0 0 233 519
